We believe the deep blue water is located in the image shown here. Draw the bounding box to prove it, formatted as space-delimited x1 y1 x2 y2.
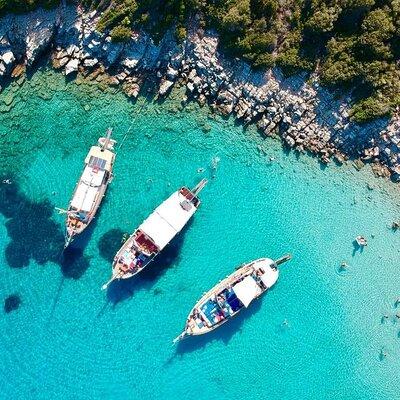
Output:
1 69 400 399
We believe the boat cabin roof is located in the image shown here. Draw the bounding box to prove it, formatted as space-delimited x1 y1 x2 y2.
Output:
70 183 98 213
82 165 105 187
259 266 279 288
139 190 196 250
232 276 262 307
70 165 105 212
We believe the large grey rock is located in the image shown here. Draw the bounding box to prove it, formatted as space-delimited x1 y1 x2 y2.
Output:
83 58 98 67
2 51 15 65
23 9 59 65
65 58 79 75
159 79 174 96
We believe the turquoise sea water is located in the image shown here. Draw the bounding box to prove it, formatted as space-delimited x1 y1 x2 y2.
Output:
1 69 400 400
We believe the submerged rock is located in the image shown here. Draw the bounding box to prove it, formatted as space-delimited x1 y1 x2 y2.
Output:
4 294 21 313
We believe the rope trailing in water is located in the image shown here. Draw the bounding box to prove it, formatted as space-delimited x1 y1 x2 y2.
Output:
117 93 151 151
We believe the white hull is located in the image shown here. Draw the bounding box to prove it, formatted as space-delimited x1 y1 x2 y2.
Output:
64 133 116 248
174 255 291 342
102 180 207 289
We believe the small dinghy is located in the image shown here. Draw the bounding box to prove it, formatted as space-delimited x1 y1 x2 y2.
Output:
102 178 208 289
355 235 367 247
61 129 116 248
173 254 291 343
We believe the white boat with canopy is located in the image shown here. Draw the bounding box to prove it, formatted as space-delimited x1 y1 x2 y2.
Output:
62 129 116 248
102 179 208 289
173 254 291 343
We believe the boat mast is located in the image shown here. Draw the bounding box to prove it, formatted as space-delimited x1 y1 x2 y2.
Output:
101 128 113 152
190 178 208 197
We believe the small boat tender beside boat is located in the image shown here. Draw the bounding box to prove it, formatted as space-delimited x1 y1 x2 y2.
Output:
173 254 291 343
63 129 116 248
102 178 208 289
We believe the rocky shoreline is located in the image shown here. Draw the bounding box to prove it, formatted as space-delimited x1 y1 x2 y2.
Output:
0 5 400 180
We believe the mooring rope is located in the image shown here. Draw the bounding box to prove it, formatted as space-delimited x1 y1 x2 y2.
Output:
117 93 151 151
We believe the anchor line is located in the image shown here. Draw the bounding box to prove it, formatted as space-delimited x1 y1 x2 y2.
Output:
117 93 150 151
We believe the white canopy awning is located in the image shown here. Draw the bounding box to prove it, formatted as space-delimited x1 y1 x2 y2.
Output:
81 165 105 187
260 267 279 288
156 192 195 231
70 184 98 212
139 191 196 250
232 276 261 308
139 212 177 249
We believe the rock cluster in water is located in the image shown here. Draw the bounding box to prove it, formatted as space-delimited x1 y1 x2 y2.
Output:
4 294 21 313
0 6 399 180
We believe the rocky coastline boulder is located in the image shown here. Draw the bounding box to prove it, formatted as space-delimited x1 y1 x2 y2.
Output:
0 5 399 178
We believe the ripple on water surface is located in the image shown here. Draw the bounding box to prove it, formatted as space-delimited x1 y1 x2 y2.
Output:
0 69 400 400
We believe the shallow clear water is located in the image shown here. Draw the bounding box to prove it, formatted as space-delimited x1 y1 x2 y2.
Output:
1 69 400 400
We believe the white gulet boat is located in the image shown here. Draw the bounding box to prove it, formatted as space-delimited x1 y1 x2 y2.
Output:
173 254 291 343
102 178 208 289
62 129 116 248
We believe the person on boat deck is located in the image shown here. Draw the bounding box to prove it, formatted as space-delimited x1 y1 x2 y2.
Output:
255 268 265 276
121 264 129 273
215 310 225 322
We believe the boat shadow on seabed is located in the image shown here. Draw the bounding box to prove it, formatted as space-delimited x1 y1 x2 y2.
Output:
102 219 193 306
59 189 111 278
0 174 91 280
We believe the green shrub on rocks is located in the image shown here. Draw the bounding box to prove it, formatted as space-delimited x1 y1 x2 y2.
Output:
197 0 400 121
5 0 400 122
0 0 59 15
350 96 391 122
97 0 138 32
175 26 187 42
110 25 132 42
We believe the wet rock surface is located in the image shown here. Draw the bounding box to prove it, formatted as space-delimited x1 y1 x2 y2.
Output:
0 5 399 178
4 294 21 313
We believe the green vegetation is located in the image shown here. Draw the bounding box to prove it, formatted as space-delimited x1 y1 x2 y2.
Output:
0 0 59 15
3 0 400 122
110 24 132 42
85 0 190 42
83 0 400 122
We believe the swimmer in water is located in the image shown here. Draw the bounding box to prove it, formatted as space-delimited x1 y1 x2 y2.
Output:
211 156 220 170
340 261 348 269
